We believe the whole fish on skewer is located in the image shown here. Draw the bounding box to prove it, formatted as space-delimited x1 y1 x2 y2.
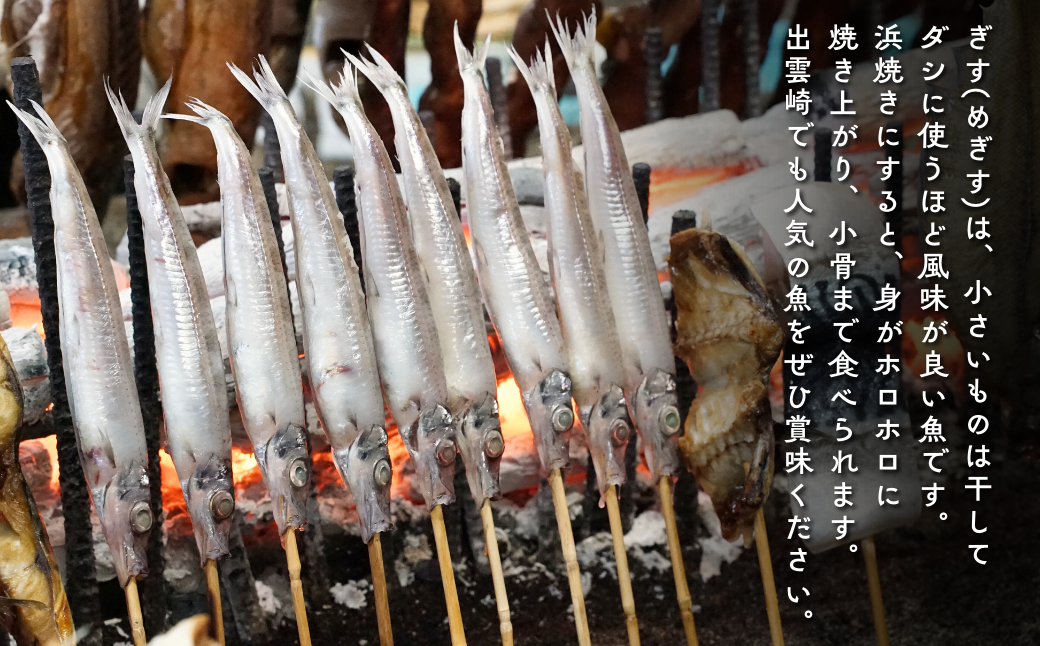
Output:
107 81 235 562
308 63 458 510
229 58 393 541
350 47 504 507
552 14 683 481
456 29 575 476
9 102 153 586
509 43 630 497
165 101 311 539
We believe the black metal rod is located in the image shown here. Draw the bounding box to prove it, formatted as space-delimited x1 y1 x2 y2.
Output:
701 0 721 112
446 177 463 222
645 27 665 124
260 111 282 182
486 57 513 160
632 163 652 226
12 56 103 646
742 0 762 117
125 155 169 636
814 127 832 182
332 166 364 291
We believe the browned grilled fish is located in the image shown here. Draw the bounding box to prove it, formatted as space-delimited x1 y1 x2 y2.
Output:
671 226 783 542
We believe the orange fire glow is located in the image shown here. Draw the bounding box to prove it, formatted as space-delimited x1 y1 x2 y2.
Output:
7 262 130 336
649 162 757 214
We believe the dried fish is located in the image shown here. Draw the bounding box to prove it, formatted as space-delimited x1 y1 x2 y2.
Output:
309 63 458 510
456 29 575 476
230 58 392 541
108 81 235 563
166 101 311 539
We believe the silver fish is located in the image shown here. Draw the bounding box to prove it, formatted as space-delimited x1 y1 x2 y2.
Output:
510 44 630 495
309 64 457 510
456 29 575 475
350 47 503 507
165 100 311 538
230 57 392 541
553 15 683 480
10 101 152 587
107 81 235 563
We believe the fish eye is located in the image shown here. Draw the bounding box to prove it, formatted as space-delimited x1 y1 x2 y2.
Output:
129 501 153 534
551 405 574 433
373 459 392 488
209 490 236 521
483 430 505 458
436 439 457 466
610 419 630 446
659 405 682 436
288 458 310 488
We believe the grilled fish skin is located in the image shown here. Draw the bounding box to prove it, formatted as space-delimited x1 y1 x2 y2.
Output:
456 28 575 475
310 64 458 510
552 14 683 480
510 43 628 495
351 47 503 507
10 101 151 587
231 57 392 542
166 101 311 539
0 335 75 645
107 82 234 563
670 227 782 541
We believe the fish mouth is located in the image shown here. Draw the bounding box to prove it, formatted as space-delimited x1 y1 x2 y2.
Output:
334 424 394 543
257 422 311 537
583 384 631 497
455 392 503 507
521 369 574 474
184 453 235 564
403 404 457 509
98 461 152 587
632 368 684 480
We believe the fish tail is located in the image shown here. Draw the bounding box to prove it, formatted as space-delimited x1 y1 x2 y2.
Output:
352 45 407 95
549 9 597 69
163 98 233 127
453 22 491 75
302 63 362 112
7 100 65 148
228 55 287 110
508 39 556 95
106 76 172 141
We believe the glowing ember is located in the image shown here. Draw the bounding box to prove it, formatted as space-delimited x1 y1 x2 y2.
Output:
231 446 262 489
649 162 756 213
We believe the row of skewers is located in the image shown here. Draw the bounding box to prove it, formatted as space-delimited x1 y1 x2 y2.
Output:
1 13 785 646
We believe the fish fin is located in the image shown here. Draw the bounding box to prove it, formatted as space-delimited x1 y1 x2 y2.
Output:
454 22 491 75
229 56 287 109
106 76 172 141
353 46 408 95
6 100 64 148
549 9 597 69
164 98 233 127
508 40 556 95
302 64 362 112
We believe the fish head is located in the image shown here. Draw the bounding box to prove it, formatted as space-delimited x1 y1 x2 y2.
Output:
584 384 631 497
334 424 394 543
455 392 503 506
258 422 311 537
408 404 456 509
99 461 152 587
184 453 235 563
521 369 574 474
631 369 684 480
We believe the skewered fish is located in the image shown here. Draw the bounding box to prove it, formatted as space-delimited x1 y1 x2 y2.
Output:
107 81 235 562
9 103 152 587
456 29 575 476
309 63 458 510
0 335 74 645
166 101 311 538
670 226 783 541
351 47 503 507
510 43 628 496
230 58 393 541
552 14 683 481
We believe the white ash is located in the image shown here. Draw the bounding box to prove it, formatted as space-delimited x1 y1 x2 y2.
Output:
394 533 433 588
696 491 744 582
255 579 282 615
623 510 667 549
255 568 293 626
2 326 50 424
330 580 370 609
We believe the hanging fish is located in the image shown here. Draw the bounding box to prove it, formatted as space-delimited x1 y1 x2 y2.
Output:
456 29 575 476
350 47 504 507
165 100 311 539
107 81 235 563
9 101 152 586
229 57 393 542
552 14 683 481
308 62 458 510
509 43 630 496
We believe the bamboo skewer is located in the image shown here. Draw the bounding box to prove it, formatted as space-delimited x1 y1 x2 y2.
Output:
480 500 514 646
862 537 890 646
204 559 225 646
658 477 698 645
368 533 394 646
430 504 467 645
125 577 147 646
753 507 783 646
548 469 592 646
605 485 641 646
284 529 313 646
